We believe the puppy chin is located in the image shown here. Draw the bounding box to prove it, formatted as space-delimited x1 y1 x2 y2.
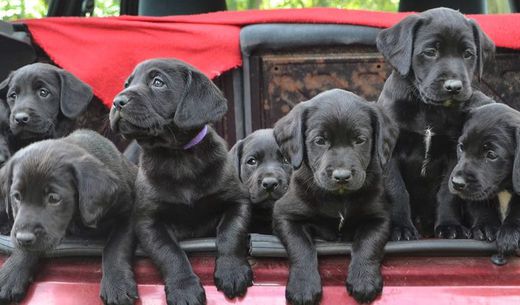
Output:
250 189 285 204
10 124 53 140
109 108 121 132
314 177 365 194
418 88 472 107
449 184 495 202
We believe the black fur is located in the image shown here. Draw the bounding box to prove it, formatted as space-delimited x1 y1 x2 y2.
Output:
110 58 252 305
272 89 397 305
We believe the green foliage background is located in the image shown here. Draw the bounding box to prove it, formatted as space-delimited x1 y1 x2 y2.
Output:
0 0 512 21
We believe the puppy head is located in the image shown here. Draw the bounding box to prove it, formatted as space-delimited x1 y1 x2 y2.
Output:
377 8 495 106
0 63 93 141
273 89 397 194
449 104 520 200
0 141 118 252
109 58 227 146
230 129 292 207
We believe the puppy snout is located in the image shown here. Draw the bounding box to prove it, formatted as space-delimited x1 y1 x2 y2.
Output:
332 169 352 184
15 231 36 246
451 176 467 191
443 79 463 94
261 177 279 192
113 96 130 110
13 112 30 125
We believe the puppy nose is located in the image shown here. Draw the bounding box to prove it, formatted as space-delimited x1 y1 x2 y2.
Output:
261 177 279 191
14 112 30 125
332 169 352 183
113 96 129 109
16 231 36 246
443 79 463 94
451 176 467 191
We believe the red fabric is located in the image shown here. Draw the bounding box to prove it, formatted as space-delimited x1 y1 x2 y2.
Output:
22 8 520 107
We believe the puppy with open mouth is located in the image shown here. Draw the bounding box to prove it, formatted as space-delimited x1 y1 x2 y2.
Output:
273 89 397 305
449 103 520 256
230 129 292 234
110 58 252 305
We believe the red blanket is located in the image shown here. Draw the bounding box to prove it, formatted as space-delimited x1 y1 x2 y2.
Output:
23 8 520 108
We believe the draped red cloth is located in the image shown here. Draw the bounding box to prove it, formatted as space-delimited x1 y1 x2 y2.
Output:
22 8 520 107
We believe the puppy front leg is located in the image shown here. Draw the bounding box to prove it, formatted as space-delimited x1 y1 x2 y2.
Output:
347 216 390 304
465 201 501 242
214 202 252 298
100 218 138 305
435 178 471 239
136 216 205 305
497 194 520 255
274 217 321 305
0 249 39 304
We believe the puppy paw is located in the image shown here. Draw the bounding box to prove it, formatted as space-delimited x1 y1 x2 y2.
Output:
435 224 471 239
214 256 253 298
472 224 499 242
496 223 520 255
165 276 206 305
390 224 419 241
286 269 322 305
346 266 383 304
100 270 138 305
0 268 31 304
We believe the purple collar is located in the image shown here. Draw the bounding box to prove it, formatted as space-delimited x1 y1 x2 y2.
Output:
183 125 208 150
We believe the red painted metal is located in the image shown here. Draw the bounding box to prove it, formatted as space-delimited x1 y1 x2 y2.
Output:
3 255 520 305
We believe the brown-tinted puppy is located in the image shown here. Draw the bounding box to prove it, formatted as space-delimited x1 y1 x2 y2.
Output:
273 89 397 305
0 130 137 305
0 63 93 151
230 129 292 234
376 7 495 240
110 58 252 305
449 103 520 255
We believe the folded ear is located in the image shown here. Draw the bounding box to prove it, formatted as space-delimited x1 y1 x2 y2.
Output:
173 68 228 129
469 19 496 81
370 104 398 169
72 155 119 228
57 69 93 119
0 160 14 218
229 139 244 182
0 72 13 100
273 102 308 169
513 128 520 194
376 14 424 77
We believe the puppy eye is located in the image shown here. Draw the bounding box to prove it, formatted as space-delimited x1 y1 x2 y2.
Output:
8 92 17 100
282 157 289 165
10 191 21 203
463 50 475 59
124 81 130 88
152 77 165 88
246 157 257 166
314 136 327 146
486 150 498 160
47 193 62 206
39 88 50 97
422 48 438 58
354 136 367 145
457 143 464 152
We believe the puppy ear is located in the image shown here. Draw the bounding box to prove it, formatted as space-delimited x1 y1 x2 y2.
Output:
376 15 423 77
273 102 307 169
229 139 244 182
0 72 13 100
469 19 495 81
513 128 520 194
72 155 119 228
370 104 398 168
57 69 93 119
0 160 14 218
173 68 228 129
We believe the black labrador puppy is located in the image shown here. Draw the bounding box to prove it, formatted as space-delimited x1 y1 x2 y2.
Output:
449 103 520 255
273 89 397 305
230 128 292 234
0 63 93 152
0 130 137 305
109 58 252 305
376 7 495 239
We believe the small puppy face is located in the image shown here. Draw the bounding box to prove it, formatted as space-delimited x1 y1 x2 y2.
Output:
377 8 495 106
0 141 118 252
0 63 92 141
230 129 292 206
449 104 520 200
274 89 397 194
109 58 227 146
